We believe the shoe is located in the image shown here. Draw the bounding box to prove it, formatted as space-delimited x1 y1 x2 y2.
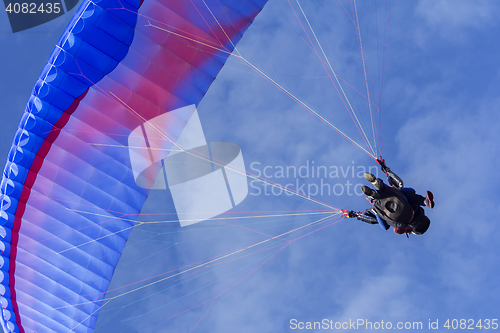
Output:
364 173 382 189
361 186 380 199
364 173 376 182
424 191 434 209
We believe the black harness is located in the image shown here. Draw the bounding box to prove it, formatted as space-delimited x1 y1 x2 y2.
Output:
372 187 414 228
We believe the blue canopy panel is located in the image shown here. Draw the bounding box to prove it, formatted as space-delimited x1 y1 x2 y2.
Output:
0 0 268 331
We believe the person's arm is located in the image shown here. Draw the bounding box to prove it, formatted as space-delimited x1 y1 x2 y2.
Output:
377 158 404 188
386 169 404 188
343 209 390 231
356 212 378 224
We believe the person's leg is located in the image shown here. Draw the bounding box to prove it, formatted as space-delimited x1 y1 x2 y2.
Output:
400 187 425 207
364 173 383 190
361 186 381 199
400 187 434 208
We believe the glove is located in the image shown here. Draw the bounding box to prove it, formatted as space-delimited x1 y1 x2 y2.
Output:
376 158 390 174
341 210 358 218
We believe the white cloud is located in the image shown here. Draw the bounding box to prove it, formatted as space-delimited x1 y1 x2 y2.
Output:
416 0 500 42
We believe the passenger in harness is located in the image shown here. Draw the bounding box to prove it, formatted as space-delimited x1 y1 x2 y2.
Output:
343 159 434 236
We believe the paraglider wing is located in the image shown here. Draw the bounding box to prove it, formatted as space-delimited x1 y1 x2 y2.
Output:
0 0 267 331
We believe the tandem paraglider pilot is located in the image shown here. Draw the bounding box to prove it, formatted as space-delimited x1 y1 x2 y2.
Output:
342 159 434 237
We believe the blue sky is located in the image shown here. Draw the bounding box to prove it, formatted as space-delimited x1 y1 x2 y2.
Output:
1 0 499 332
